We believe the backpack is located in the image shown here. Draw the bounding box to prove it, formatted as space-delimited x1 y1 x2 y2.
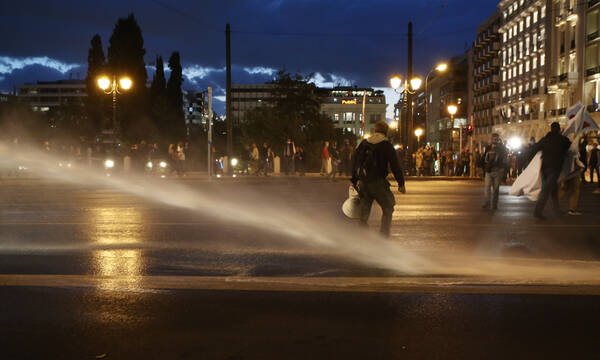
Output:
356 141 379 181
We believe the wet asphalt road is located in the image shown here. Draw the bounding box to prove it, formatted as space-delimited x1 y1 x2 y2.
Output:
1 176 600 359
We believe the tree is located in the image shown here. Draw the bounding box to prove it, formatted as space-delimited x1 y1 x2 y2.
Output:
107 13 149 141
241 71 335 168
84 34 106 134
166 51 186 141
150 56 169 139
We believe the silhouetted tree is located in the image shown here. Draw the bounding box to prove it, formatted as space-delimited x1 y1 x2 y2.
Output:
166 51 186 141
107 13 149 141
85 34 106 134
150 56 169 138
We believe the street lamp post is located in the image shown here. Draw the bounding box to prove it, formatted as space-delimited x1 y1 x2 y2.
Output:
390 74 421 155
447 104 458 152
97 75 132 143
424 63 448 143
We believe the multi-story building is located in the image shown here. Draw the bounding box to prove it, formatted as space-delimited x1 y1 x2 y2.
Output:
18 80 86 112
318 87 386 136
496 0 550 143
230 84 386 135
230 84 278 125
427 55 469 151
583 0 600 124
471 11 502 145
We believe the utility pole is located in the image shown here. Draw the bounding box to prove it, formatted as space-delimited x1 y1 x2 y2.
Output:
207 86 213 179
407 22 414 155
225 23 233 173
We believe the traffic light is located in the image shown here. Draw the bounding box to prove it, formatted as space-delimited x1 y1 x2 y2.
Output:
467 124 474 136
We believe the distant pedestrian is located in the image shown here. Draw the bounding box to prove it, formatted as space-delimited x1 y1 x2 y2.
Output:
329 141 340 181
588 143 599 184
251 143 259 175
283 138 296 175
480 133 508 210
260 142 269 176
579 138 588 184
320 141 330 176
295 147 306 176
530 122 571 219
340 139 353 176
351 121 405 237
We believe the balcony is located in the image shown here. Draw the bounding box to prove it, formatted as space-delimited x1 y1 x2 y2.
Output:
587 31 600 42
550 109 557 117
559 73 568 82
531 112 539 120
531 87 539 95
590 0 600 8
586 66 600 77
558 108 566 115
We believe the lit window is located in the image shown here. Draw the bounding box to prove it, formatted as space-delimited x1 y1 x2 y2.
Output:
513 66 517 77
519 41 523 58
540 101 544 112
533 57 537 69
526 15 530 28
519 85 523 93
532 79 537 89
540 53 545 66
509 28 512 39
503 32 507 42
533 33 537 51
504 11 507 18
525 37 530 55
540 78 545 88
519 0 524 5
513 25 517 36
503 70 506 81
502 89 506 97
526 61 530 72
541 5 546 18
525 82 529 91
533 10 538 23
508 88 512 96
519 20 524 32
519 64 523 75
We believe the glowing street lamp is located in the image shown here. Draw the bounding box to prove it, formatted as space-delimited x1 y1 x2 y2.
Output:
389 73 422 154
448 105 460 151
414 128 424 146
447 105 458 117
97 75 133 142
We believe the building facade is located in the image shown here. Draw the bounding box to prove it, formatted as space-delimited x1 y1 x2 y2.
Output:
230 84 386 135
427 55 469 151
471 11 502 145
18 80 86 112
318 87 386 136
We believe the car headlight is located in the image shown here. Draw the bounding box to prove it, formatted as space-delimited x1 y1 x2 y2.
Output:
104 159 115 169
146 161 153 169
159 161 167 168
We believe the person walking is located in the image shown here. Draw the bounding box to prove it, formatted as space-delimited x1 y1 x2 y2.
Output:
351 121 405 237
445 150 454 176
329 141 340 181
260 142 269 176
283 138 296 175
295 147 305 176
423 145 434 176
588 143 599 184
320 141 330 176
479 133 508 210
579 138 588 184
251 143 259 175
340 139 353 176
530 122 571 220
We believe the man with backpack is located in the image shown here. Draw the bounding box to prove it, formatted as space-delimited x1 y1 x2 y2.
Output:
351 121 405 237
479 133 508 210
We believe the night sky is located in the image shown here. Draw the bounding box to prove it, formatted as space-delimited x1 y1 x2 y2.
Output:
0 0 499 117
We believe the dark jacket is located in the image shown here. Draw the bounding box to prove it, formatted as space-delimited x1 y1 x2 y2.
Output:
480 143 508 173
351 133 405 187
530 131 571 173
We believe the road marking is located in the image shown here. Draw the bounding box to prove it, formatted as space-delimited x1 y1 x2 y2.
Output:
1 274 599 295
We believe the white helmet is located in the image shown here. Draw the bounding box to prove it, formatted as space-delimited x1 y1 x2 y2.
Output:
342 186 361 219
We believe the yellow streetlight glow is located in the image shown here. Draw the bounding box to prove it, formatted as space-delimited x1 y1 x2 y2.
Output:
97 76 110 90
410 77 422 91
390 74 402 90
389 121 398 129
435 63 448 72
414 128 423 137
447 105 458 115
119 77 132 90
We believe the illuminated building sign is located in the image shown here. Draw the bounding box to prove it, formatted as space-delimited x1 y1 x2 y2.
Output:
341 99 357 104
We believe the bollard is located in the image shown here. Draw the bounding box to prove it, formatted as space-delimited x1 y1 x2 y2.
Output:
274 156 280 174
123 156 131 172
